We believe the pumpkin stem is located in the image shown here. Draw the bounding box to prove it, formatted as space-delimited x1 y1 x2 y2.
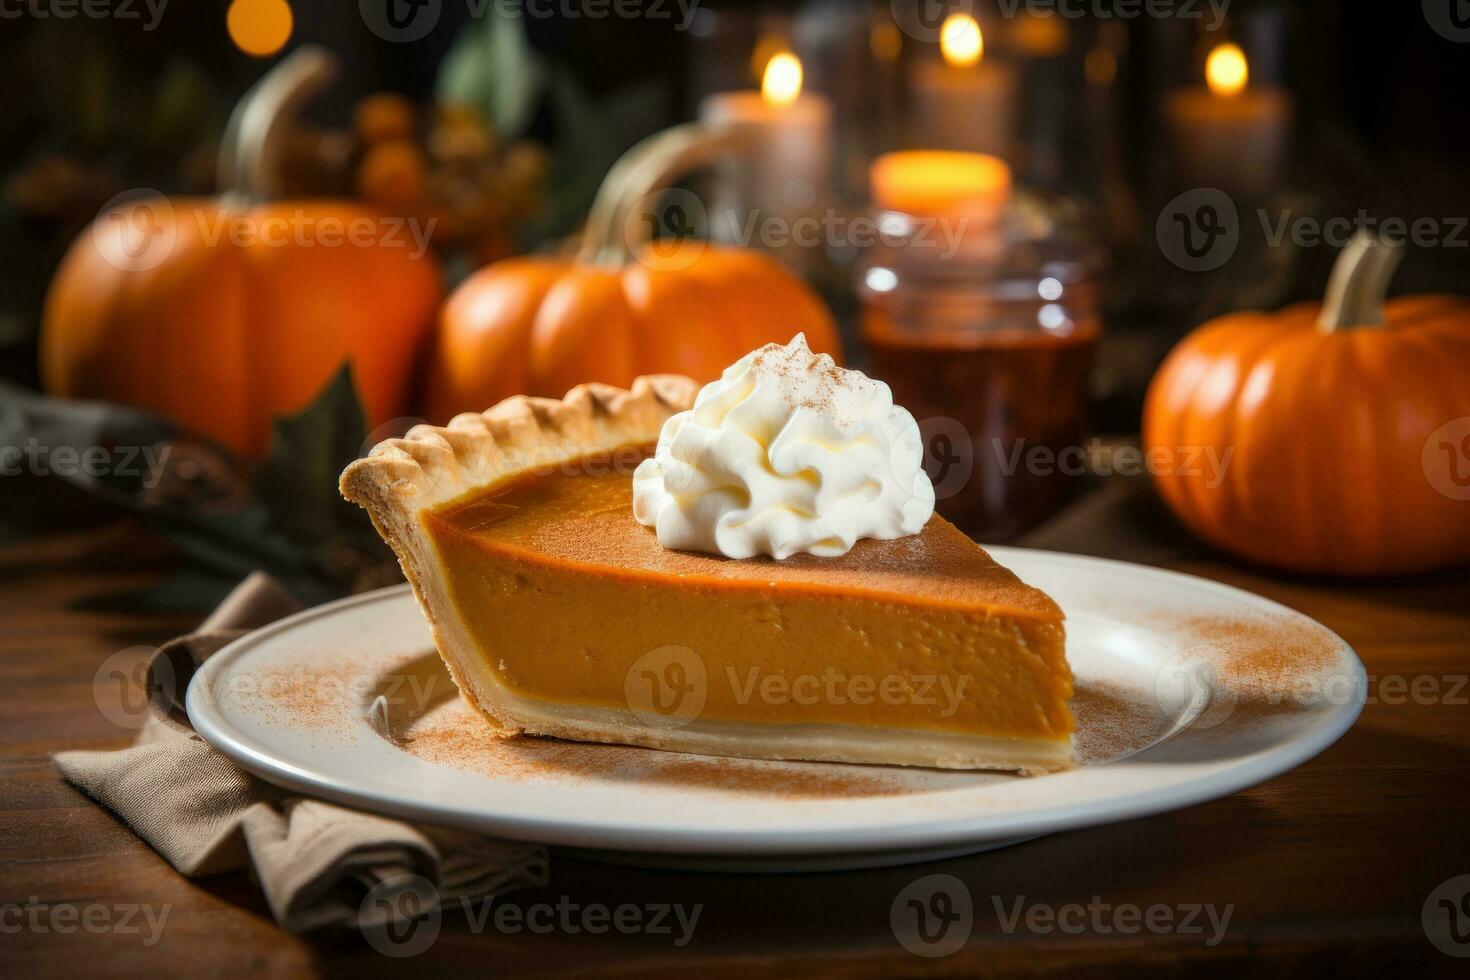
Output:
217 47 338 205
577 122 754 267
1317 232 1404 332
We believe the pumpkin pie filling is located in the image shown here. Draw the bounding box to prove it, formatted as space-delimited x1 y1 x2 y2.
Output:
423 459 1072 741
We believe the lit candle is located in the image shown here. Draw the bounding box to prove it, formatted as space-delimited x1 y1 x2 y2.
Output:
1164 42 1293 198
869 150 1012 263
910 13 1018 161
870 150 1011 225
698 51 833 246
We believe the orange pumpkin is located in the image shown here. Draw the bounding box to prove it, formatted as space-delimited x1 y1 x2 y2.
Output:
423 124 840 421
1144 235 1470 576
41 48 442 457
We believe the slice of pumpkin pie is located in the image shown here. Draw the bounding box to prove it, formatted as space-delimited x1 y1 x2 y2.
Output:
341 336 1073 772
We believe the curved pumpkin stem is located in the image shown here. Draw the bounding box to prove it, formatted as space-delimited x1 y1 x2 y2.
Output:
1317 232 1404 332
577 122 754 267
217 46 338 205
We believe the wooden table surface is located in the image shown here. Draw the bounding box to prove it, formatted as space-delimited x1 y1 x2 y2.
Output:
4 517 1469 977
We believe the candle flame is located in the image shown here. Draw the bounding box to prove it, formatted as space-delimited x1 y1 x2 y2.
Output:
1206 42 1249 97
940 12 983 68
761 52 803 107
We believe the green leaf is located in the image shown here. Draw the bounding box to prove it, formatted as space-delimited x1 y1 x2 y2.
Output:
255 364 368 548
527 71 667 242
436 6 546 139
146 59 219 160
1 373 394 604
0 313 33 349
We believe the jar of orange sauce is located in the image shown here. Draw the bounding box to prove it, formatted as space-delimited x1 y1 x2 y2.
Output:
859 152 1102 541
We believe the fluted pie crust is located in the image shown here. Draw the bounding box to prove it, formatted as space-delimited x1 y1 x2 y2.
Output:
341 377 1075 773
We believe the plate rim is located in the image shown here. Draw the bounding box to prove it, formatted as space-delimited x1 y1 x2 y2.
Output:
186 547 1367 856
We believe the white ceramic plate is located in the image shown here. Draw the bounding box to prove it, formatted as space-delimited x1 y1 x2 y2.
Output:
188 548 1365 872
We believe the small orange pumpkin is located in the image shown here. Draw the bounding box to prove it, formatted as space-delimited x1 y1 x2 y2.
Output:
423 124 840 421
41 49 442 456
1144 235 1470 576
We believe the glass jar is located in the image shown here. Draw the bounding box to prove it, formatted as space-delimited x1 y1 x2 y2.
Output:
859 197 1101 541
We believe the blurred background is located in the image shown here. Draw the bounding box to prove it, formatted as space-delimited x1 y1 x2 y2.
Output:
3 0 1468 605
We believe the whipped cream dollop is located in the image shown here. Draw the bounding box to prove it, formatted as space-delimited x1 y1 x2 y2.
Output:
633 334 934 559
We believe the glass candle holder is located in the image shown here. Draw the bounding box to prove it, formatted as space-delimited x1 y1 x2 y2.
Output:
1151 8 1294 201
858 154 1101 541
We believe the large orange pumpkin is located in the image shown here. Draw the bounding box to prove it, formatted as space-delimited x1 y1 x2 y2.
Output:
41 48 442 456
1144 235 1470 576
423 124 840 421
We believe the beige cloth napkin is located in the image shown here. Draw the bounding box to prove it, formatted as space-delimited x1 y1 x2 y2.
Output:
54 573 548 933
